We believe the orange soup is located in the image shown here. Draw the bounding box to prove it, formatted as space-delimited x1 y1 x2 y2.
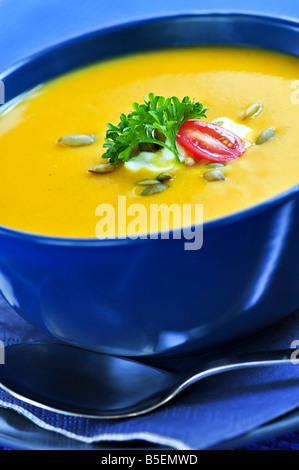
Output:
0 47 298 237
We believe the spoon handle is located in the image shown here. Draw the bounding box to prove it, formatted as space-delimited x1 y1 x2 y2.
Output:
179 348 299 393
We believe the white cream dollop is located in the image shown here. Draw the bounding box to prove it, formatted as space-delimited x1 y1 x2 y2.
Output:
124 146 180 173
124 117 253 173
212 117 252 148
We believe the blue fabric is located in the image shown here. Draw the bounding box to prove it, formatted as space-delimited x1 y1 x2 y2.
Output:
0 0 299 450
0 297 299 449
236 433 299 450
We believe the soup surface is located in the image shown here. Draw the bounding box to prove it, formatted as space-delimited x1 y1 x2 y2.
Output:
0 47 298 237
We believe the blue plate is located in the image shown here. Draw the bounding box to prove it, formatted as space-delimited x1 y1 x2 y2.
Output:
0 406 299 450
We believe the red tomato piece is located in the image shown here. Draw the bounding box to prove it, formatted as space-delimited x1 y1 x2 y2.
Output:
176 120 246 163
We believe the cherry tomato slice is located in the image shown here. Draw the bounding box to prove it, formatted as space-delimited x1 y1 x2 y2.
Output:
176 120 246 163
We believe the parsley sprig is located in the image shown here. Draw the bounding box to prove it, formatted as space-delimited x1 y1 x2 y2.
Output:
102 93 207 165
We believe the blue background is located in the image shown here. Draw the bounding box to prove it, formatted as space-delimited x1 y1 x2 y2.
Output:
0 0 299 72
0 0 299 450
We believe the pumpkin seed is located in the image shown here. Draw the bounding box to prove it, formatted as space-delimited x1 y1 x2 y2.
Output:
213 119 224 126
255 128 275 145
88 163 115 174
183 157 195 167
58 134 95 146
156 172 173 182
136 178 159 185
130 145 141 158
139 142 161 152
203 170 225 182
140 183 168 196
243 103 263 120
206 163 225 169
153 129 167 143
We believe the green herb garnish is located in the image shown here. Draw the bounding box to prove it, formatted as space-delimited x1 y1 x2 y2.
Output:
102 93 207 165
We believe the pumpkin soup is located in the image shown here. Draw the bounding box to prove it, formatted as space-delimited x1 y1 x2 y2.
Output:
0 46 298 237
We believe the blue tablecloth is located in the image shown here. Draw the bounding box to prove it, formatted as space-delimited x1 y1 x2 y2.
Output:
0 0 299 450
1 296 299 450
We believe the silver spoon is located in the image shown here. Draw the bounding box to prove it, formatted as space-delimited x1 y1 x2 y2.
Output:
0 343 296 418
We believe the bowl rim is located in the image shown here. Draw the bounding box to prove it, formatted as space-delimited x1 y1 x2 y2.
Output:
0 10 299 247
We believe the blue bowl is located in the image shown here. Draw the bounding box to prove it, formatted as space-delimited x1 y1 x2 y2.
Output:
0 13 299 356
